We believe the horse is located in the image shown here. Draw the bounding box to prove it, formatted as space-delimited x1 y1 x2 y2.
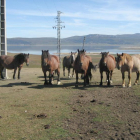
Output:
63 51 77 78
74 49 92 87
0 53 29 79
116 53 140 87
99 52 116 86
41 50 60 85
80 54 98 79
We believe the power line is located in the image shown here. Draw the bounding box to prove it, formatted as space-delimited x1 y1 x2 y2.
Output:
53 11 65 63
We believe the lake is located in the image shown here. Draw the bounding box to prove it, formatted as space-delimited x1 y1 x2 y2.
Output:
8 45 140 55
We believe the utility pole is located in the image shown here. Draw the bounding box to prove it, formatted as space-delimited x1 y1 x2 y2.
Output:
53 11 65 63
82 36 86 49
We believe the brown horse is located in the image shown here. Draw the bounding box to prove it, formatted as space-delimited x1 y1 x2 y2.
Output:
63 51 77 78
74 49 92 87
99 52 116 86
41 50 60 85
0 53 29 79
116 53 140 87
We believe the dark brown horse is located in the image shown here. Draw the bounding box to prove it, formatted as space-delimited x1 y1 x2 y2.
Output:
116 53 140 87
41 50 60 85
99 52 116 86
0 53 29 79
63 51 77 78
74 49 92 87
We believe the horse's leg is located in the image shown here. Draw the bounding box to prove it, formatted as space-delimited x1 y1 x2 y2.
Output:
51 71 54 84
122 72 125 87
110 71 113 84
75 71 78 87
72 68 74 77
18 67 22 79
49 71 52 85
13 68 17 79
83 71 87 86
44 71 48 85
1 67 4 79
107 72 110 86
128 70 131 87
100 71 103 86
68 68 71 78
63 66 65 77
57 68 61 85
86 72 89 86
134 71 139 85
106 72 108 83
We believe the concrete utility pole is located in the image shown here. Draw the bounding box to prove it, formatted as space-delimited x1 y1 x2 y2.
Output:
53 11 65 63
82 36 86 49
0 0 7 78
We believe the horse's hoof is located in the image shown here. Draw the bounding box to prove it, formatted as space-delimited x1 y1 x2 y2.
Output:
128 84 131 88
100 83 103 86
68 76 71 78
57 81 61 85
122 84 125 88
75 84 78 87
44 82 48 85
134 82 138 85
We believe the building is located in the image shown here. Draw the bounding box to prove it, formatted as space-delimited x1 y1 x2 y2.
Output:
0 0 7 78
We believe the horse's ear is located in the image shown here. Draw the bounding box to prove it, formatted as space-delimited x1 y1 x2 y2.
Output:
28 53 29 56
78 49 79 52
122 53 124 56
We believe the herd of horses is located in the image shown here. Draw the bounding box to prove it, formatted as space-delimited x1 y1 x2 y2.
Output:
0 49 140 88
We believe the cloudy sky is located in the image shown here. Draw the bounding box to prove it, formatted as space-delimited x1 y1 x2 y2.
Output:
6 0 140 38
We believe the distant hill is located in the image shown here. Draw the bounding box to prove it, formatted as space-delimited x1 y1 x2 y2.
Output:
7 33 140 51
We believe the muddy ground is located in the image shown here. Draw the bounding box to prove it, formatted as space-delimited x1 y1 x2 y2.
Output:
64 85 140 140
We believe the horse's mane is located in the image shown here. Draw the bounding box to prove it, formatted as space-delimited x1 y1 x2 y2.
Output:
14 53 25 60
122 53 132 62
43 50 51 61
75 50 85 63
109 54 115 61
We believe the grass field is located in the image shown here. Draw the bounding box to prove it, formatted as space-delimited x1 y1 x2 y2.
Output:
0 53 140 140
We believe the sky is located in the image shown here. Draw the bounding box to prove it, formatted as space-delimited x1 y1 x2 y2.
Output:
6 0 140 38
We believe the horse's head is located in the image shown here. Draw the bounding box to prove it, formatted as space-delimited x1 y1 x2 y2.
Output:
77 49 86 67
42 50 51 66
101 52 109 66
24 53 29 66
70 52 77 65
92 63 98 71
116 53 125 70
15 53 29 66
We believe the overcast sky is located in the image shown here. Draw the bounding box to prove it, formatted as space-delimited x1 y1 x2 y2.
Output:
6 0 140 38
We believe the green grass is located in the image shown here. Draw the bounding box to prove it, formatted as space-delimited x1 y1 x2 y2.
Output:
1 53 140 140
